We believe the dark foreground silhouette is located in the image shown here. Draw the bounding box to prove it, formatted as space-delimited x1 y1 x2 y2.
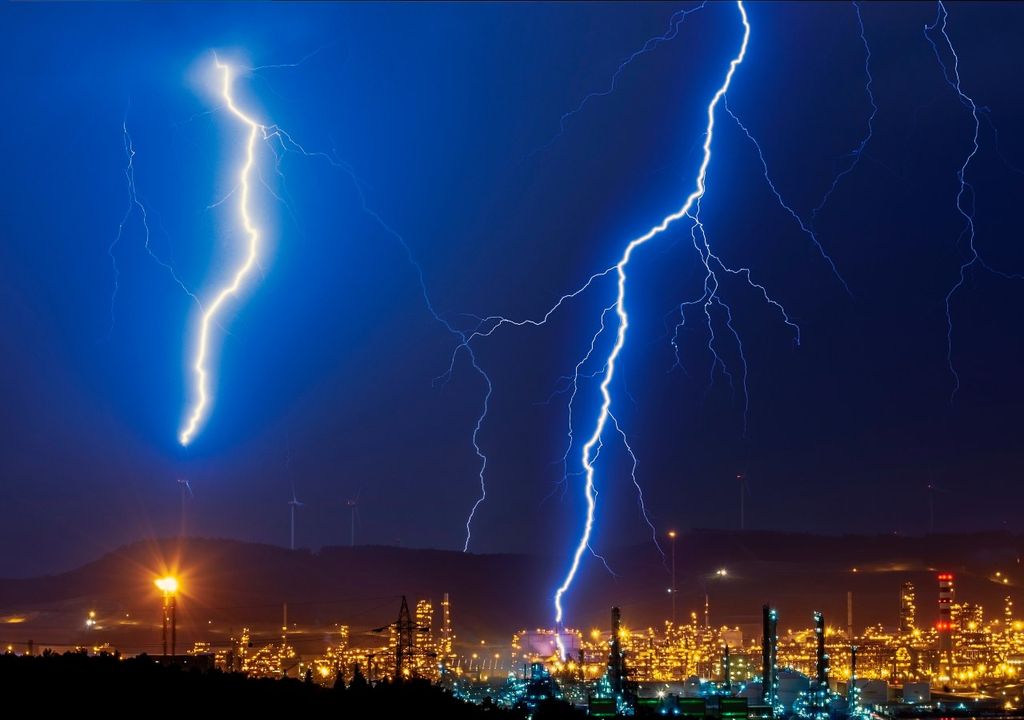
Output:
0 651 522 715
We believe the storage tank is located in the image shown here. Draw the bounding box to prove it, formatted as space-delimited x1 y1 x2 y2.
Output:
902 682 930 704
777 669 810 709
738 680 762 698
855 678 889 706
682 675 703 698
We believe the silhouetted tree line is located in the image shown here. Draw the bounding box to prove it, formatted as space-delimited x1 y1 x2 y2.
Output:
0 650 538 715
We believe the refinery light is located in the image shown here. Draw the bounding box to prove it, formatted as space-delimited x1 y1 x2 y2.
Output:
154 576 179 595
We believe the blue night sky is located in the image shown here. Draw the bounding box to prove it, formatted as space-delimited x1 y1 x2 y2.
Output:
1 2 1023 577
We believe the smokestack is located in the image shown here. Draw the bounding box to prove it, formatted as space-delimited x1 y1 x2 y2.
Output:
938 573 954 667
761 605 777 707
722 643 732 692
814 611 829 686
609 606 625 697
848 644 859 706
847 591 854 643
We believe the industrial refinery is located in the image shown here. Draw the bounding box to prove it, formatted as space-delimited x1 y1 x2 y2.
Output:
61 571 1012 718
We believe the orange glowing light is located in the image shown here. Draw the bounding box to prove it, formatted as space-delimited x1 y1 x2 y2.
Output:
154 576 179 595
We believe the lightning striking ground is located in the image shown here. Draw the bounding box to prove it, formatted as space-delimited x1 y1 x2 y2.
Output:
924 1 1024 401
448 0 803 629
549 0 751 634
179 57 265 446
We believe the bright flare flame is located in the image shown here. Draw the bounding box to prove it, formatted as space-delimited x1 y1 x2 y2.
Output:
179 56 264 446
154 576 179 594
552 0 750 636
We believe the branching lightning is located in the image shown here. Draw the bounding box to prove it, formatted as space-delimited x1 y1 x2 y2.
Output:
354 213 494 555
179 57 265 446
811 1 878 228
671 199 799 436
547 0 751 634
256 117 496 554
552 302 616 502
724 103 852 296
448 0 803 633
665 2 874 432
532 1 709 156
108 114 202 339
339 189 495 555
720 0 883 299
924 1 1024 400
109 4 895 613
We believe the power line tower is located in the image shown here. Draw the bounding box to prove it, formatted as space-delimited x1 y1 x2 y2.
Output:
395 595 416 680
440 592 455 669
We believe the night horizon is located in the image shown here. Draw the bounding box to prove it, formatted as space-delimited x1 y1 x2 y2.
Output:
4 1 1024 713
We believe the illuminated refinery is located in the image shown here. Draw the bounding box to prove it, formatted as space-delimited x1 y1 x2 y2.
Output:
6 569 1024 718
4 0 1024 716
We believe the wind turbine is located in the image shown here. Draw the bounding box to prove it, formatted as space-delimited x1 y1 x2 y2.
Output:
177 478 193 538
345 490 361 548
927 483 949 534
737 473 748 531
288 485 304 551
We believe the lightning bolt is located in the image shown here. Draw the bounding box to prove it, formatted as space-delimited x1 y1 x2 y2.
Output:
538 301 655 574
446 0 800 635
550 0 751 636
188 56 497 548
665 0 870 432
179 56 264 446
924 1 1024 400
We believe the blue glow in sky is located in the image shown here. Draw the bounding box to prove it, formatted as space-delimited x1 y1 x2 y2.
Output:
2 2 1024 589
